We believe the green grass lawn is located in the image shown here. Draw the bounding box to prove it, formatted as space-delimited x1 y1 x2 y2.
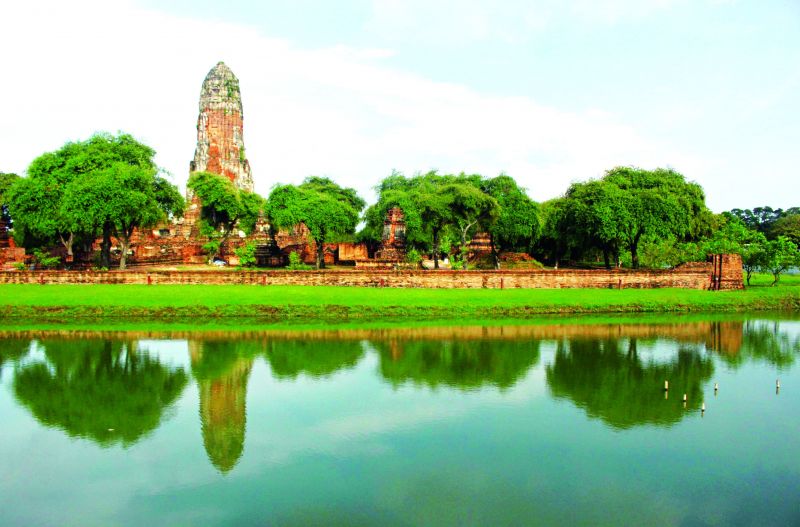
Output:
1 274 798 320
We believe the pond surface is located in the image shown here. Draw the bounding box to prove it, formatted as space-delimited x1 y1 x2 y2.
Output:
1 316 799 526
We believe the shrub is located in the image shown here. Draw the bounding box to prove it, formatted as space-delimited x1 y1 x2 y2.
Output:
202 240 221 260
405 249 422 265
234 242 257 268
32 249 61 269
286 251 312 270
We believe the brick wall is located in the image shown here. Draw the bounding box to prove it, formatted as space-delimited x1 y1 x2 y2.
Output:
0 259 741 289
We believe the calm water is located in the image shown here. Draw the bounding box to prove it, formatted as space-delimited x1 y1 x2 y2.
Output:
1 316 799 526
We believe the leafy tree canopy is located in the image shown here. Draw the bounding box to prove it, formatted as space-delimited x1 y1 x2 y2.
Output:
727 206 799 235
64 163 184 269
362 171 537 268
559 166 711 268
188 171 264 260
7 133 175 267
267 176 364 268
482 175 540 262
769 213 800 247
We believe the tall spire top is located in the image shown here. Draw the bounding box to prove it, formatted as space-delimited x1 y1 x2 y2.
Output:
189 61 253 192
198 61 242 112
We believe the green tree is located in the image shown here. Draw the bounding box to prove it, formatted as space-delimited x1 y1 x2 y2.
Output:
446 182 500 270
63 164 184 269
760 236 799 286
729 206 785 234
414 183 454 269
0 172 20 230
770 213 800 247
267 177 364 269
701 218 768 285
535 198 570 268
187 171 264 262
360 171 431 252
482 175 540 269
7 133 163 266
561 166 710 268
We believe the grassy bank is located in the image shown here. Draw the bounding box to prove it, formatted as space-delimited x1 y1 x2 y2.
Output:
1 279 798 321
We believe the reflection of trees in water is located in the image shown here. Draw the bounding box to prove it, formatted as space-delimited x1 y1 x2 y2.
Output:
13 339 188 447
546 338 714 429
0 338 30 380
713 320 799 369
375 339 541 390
264 340 364 379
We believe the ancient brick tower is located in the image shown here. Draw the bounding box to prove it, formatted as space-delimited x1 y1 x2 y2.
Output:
190 61 254 192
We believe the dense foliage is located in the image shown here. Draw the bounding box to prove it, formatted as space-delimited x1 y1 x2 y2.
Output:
361 171 540 269
267 176 365 268
187 171 264 261
6 133 798 278
7 133 183 269
550 167 712 269
0 172 20 229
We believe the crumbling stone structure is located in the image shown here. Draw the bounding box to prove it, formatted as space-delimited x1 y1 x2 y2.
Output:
374 206 407 261
0 218 25 269
190 62 253 192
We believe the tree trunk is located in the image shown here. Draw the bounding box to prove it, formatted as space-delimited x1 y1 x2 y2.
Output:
116 224 135 271
100 222 112 269
316 238 325 269
118 237 130 270
628 339 638 359
630 247 639 269
59 232 74 260
629 239 639 268
460 229 469 271
433 228 440 270
602 248 611 270
630 232 642 269
490 234 500 270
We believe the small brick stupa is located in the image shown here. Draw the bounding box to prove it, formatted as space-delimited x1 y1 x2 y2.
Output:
375 206 407 260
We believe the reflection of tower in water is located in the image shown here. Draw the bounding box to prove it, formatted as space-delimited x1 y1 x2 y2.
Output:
189 341 253 474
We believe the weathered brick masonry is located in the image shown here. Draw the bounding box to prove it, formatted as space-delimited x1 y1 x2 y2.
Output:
0 256 743 289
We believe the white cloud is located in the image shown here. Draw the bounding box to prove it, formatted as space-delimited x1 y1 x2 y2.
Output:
0 0 705 205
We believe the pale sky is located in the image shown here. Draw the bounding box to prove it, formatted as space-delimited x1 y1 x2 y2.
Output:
1 0 798 211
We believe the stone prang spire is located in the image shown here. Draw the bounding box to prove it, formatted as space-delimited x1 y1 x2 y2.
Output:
190 61 254 192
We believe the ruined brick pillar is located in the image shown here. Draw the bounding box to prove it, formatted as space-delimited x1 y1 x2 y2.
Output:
375 207 407 260
189 61 254 192
182 61 254 246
